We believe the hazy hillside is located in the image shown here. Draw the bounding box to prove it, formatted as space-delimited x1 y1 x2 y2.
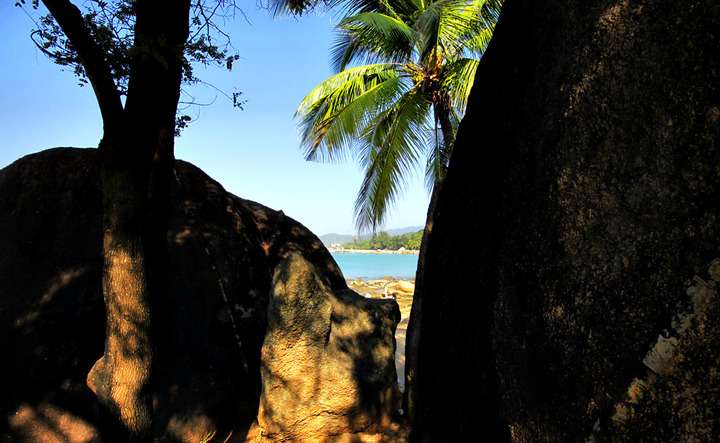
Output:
320 226 423 246
319 233 358 246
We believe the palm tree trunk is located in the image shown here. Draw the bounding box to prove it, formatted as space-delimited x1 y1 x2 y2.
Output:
434 94 456 175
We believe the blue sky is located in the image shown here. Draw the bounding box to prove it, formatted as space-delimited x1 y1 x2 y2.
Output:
0 2 430 236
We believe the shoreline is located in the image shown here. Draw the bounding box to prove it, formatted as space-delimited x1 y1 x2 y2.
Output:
346 276 416 295
329 248 419 254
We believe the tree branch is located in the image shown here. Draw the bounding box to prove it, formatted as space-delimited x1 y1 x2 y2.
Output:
41 0 123 124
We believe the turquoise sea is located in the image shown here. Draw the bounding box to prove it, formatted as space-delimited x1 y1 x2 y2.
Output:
331 252 419 281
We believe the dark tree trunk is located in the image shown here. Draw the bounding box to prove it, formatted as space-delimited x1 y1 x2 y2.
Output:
88 134 156 440
88 1 190 439
41 0 190 440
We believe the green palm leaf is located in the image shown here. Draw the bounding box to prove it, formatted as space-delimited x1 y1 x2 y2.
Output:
413 0 472 62
354 88 431 230
297 62 399 109
460 22 496 58
297 63 401 160
303 75 410 163
332 12 415 71
440 57 479 110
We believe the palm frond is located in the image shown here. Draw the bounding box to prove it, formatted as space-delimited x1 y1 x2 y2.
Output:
296 71 396 161
440 57 479 110
309 76 410 162
297 62 398 111
331 12 415 71
327 0 407 18
412 0 443 65
459 22 496 58
479 0 503 24
440 0 495 58
266 0 320 17
297 65 409 163
354 87 431 231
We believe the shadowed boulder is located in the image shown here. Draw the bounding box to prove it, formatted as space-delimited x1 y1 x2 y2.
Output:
0 147 347 442
259 253 401 441
407 0 720 441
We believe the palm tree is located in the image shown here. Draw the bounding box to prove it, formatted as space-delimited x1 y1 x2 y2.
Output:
296 0 502 231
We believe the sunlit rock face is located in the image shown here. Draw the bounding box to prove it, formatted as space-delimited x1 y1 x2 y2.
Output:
408 0 720 441
0 147 346 442
259 253 401 441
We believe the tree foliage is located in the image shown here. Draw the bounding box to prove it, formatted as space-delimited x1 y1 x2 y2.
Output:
16 0 246 133
294 0 502 232
343 229 423 250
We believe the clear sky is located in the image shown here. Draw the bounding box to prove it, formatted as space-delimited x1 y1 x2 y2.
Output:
0 2 430 236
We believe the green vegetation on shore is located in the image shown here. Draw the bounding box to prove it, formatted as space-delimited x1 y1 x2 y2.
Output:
342 230 423 251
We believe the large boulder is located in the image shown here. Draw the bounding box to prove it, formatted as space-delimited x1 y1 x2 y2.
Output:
407 0 720 441
0 147 347 442
259 253 401 441
394 280 415 294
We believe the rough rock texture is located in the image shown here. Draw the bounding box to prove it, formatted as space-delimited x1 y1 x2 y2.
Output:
407 0 720 441
259 253 401 441
0 147 347 442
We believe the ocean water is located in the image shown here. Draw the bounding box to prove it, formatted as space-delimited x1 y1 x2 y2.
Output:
331 252 419 281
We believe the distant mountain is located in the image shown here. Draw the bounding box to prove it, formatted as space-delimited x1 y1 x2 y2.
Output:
319 233 359 246
319 226 424 246
384 226 424 236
